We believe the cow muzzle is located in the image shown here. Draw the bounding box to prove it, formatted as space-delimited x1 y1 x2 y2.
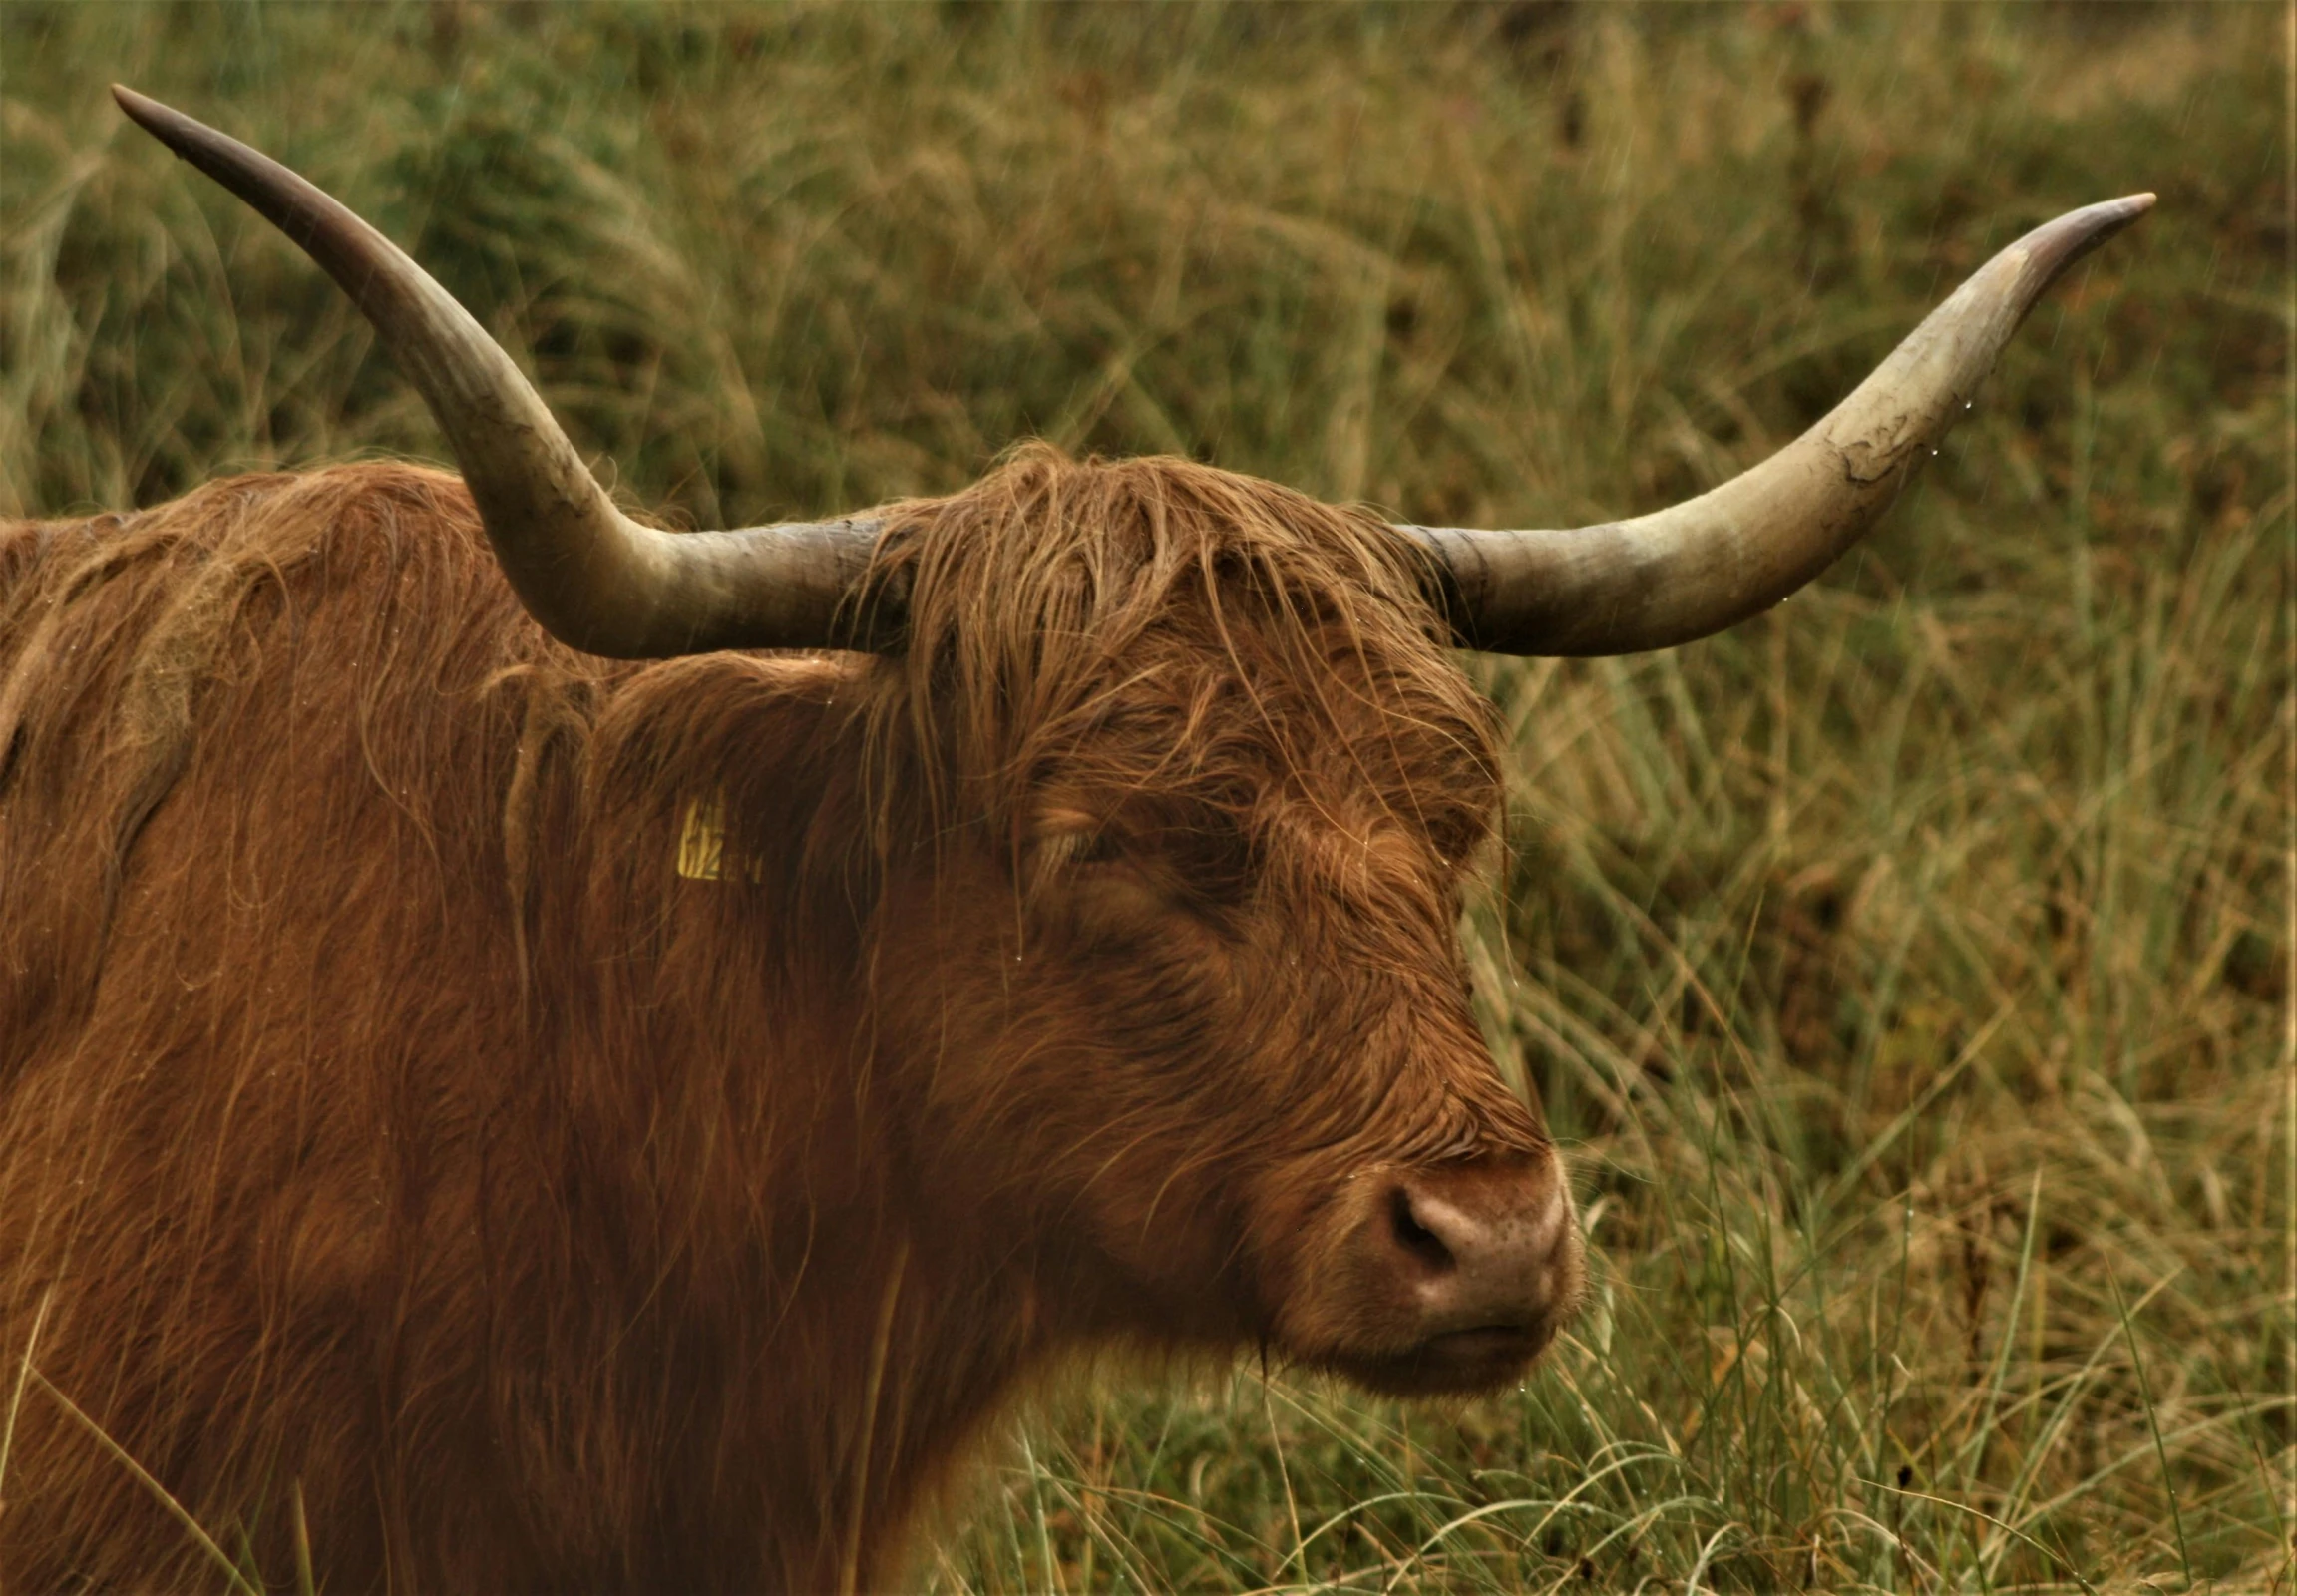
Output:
1284 1153 1584 1396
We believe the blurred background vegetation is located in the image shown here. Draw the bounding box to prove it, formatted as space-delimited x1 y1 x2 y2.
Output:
3 2 2288 1588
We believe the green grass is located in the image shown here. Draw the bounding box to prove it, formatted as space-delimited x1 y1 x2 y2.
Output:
3 2 2288 1588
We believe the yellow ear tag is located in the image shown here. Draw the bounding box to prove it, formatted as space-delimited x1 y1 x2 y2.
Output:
675 793 762 883
675 795 725 880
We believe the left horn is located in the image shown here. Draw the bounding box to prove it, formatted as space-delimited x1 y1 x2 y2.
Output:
113 87 897 658
1403 194 2153 656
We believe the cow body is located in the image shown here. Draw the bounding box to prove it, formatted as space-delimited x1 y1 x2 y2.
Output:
0 455 1569 1589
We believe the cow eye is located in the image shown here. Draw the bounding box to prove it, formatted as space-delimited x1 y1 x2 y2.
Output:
1038 829 1117 872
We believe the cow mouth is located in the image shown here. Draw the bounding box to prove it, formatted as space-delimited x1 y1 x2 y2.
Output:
1327 1320 1556 1397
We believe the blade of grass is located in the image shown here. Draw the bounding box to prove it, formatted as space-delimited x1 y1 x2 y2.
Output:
29 1369 262 1596
2106 1262 2192 1587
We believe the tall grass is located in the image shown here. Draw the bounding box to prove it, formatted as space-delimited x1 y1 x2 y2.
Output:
3 2 2287 1587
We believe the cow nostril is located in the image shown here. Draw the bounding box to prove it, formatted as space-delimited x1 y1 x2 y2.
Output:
1387 1186 1454 1272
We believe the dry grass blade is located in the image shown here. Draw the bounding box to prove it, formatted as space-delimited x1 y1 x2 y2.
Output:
27 1372 261 1596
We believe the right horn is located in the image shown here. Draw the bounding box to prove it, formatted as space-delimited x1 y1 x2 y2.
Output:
1404 194 2154 656
113 86 897 659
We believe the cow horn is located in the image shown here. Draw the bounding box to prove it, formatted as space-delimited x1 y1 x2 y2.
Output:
113 87 893 658
1402 194 2153 655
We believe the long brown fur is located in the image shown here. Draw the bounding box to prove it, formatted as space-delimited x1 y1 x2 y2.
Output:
0 448 1556 1590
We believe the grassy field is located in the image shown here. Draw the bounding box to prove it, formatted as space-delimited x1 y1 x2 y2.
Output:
3 2 2289 1589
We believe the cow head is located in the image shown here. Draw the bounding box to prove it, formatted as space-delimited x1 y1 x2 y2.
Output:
859 449 1575 1391
109 88 2148 1398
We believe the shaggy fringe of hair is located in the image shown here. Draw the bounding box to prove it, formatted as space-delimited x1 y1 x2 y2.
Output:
862 442 1491 854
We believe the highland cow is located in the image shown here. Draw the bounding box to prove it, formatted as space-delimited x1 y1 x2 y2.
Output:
0 90 2146 1591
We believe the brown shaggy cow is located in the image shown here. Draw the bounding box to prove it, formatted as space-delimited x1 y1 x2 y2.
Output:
0 92 2145 1591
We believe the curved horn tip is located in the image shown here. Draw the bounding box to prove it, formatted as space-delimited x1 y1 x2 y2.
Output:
112 86 208 164
2068 191 2158 241
112 84 167 133
2021 192 2157 281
